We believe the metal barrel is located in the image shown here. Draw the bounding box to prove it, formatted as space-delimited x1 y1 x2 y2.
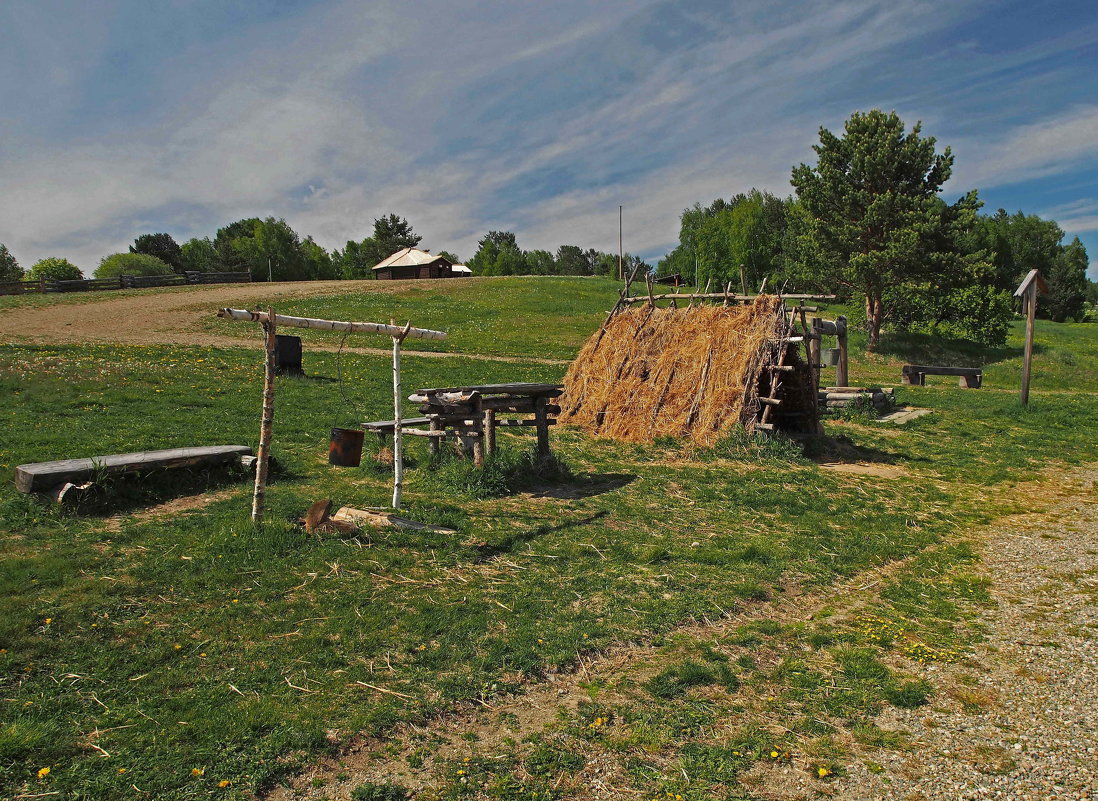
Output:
328 428 364 467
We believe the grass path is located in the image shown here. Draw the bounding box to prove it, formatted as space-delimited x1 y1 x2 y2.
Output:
269 465 1098 801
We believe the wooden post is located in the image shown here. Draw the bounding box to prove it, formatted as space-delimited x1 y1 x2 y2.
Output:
1021 283 1037 406
391 323 412 509
1013 269 1047 407
252 307 277 523
534 396 550 459
835 315 849 388
471 397 485 467
484 409 496 456
428 418 441 457
809 317 822 392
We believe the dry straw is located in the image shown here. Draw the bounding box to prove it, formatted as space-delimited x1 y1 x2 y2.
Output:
559 295 809 446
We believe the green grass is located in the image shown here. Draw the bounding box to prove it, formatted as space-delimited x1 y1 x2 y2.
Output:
1 281 1096 799
814 301 1098 393
204 276 622 360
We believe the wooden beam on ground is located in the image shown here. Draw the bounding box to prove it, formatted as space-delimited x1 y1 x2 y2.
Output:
332 506 458 535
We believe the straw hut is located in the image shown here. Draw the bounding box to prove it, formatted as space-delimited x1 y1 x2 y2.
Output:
558 295 819 446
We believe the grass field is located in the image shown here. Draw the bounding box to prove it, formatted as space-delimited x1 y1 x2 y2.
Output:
2 278 1096 800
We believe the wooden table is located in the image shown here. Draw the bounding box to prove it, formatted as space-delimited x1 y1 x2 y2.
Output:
409 383 564 465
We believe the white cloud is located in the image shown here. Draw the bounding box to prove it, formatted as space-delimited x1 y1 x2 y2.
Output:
2 0 1095 275
950 106 1098 189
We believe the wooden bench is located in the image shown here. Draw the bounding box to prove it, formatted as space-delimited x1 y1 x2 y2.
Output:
15 445 253 494
362 417 434 445
901 365 982 388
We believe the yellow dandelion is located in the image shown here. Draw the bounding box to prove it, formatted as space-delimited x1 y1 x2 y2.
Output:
818 766 831 778
44 618 52 625
218 780 231 788
174 644 182 650
118 768 127 774
770 750 779 758
38 767 51 779
192 768 204 776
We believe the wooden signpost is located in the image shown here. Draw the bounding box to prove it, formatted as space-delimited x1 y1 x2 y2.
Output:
217 308 447 521
1013 269 1048 406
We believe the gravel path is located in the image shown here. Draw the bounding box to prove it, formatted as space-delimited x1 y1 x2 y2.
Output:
835 467 1098 800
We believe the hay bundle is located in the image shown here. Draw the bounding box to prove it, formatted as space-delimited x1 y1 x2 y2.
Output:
559 296 802 446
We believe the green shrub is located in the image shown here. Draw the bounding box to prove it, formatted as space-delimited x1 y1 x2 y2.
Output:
95 252 174 278
871 283 1013 347
28 257 82 281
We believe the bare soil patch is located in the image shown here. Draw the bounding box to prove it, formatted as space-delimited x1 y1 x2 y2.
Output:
0 279 565 364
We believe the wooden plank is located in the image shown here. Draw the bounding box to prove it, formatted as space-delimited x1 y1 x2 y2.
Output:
415 383 563 396
901 365 981 378
362 417 431 431
15 445 253 494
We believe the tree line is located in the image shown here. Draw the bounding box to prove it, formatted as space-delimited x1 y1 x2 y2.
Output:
656 110 1095 347
1 214 647 286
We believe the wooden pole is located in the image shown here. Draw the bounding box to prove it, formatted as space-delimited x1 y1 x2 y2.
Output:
1021 284 1037 406
835 315 849 388
618 205 624 283
809 317 822 393
217 309 446 341
252 307 277 523
391 323 411 509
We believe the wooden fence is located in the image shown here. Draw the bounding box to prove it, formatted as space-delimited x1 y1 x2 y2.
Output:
0 271 252 296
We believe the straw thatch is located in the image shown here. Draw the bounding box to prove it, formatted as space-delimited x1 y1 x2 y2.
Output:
558 295 816 446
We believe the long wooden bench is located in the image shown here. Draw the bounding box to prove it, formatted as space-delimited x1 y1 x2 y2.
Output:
15 445 253 493
901 365 982 388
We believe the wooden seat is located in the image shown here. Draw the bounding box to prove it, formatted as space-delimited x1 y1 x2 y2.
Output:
901 365 982 388
15 445 253 494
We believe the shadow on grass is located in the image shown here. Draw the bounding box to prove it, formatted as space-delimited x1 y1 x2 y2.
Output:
524 472 635 499
802 433 924 466
60 458 289 517
474 510 610 560
874 330 1039 367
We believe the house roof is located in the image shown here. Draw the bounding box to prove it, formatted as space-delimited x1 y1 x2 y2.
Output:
372 248 449 271
452 264 472 274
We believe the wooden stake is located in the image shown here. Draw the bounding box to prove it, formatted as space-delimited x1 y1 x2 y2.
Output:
252 307 277 523
1021 283 1036 405
835 315 849 388
392 322 411 509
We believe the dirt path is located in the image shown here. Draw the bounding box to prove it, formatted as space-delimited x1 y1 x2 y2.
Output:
0 279 567 365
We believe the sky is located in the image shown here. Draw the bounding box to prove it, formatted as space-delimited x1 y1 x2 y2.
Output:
2 0 1096 279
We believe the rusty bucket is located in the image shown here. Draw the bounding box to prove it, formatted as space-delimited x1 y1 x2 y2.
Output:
329 428 364 467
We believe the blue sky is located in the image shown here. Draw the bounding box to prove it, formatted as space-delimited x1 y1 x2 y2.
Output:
2 0 1096 279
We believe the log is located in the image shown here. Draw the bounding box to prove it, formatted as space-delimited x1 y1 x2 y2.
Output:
332 506 458 535
15 446 253 494
622 292 835 304
217 308 447 341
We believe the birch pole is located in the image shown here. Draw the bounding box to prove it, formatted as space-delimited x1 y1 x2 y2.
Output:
391 322 412 510
252 307 277 523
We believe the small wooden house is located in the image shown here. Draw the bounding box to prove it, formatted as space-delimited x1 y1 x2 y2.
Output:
372 248 472 280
